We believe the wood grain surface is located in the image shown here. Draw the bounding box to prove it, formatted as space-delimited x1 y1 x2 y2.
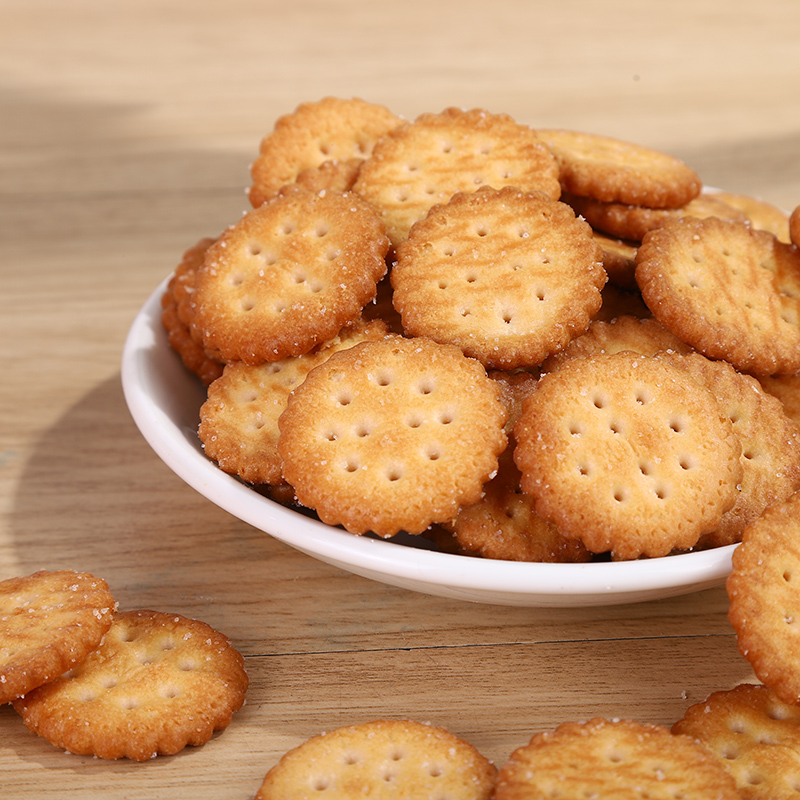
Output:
2 1 799 797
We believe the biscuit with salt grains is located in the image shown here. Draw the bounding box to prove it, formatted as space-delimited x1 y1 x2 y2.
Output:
661 351 800 548
0 570 116 704
392 186 606 370
191 186 390 365
254 719 497 800
540 314 693 374
494 717 740 800
199 319 390 485
536 129 702 209
293 157 363 196
636 216 800 376
248 97 402 208
673 682 800 800
12 609 248 761
513 351 742 559
277 335 508 537
352 107 561 247
593 231 639 289
711 190 792 242
727 491 800 705
565 189 748 242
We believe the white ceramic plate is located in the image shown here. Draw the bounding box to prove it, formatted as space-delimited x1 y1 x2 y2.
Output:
121 278 737 607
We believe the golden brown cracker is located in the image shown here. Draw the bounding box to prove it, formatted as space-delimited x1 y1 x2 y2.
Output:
248 97 401 207
191 186 390 365
536 128 702 209
0 570 116 704
391 187 606 370
255 719 497 800
727 491 800 705
759 371 800 429
494 717 740 800
673 682 800 800
353 107 561 247
565 190 748 242
199 319 390 485
663 351 800 548
593 283 651 321
593 231 639 289
791 205 800 248
711 190 792 242
513 351 742 559
635 216 800 376
277 335 508 537
13 609 248 761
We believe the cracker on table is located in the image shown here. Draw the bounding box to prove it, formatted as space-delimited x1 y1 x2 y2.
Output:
248 97 401 207
391 186 606 370
277 335 508 537
352 106 561 247
673 682 800 800
199 319 390 485
255 719 497 800
564 190 748 242
13 609 248 761
536 128 702 209
635 216 800 376
513 351 742 559
662 351 800 548
494 717 740 800
727 491 800 705
0 570 116 704
191 186 390 365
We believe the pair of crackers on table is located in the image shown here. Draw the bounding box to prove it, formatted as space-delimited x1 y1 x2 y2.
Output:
162 95 800 566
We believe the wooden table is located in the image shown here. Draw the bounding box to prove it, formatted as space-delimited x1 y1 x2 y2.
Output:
2 1 799 796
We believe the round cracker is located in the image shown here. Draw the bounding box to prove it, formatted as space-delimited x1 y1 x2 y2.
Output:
255 719 497 800
13 609 248 761
248 97 401 207
513 351 742 559
536 128 702 209
711 190 792 242
277 335 508 537
392 187 606 370
727 491 800 705
494 717 740 800
0 570 116 704
353 106 561 247
673 682 800 800
191 186 390 365
635 216 800 376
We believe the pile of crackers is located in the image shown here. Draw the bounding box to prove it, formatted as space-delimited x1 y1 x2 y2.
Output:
162 96 800 563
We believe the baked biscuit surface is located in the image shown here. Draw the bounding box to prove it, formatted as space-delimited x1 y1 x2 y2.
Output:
277 335 508 536
513 351 742 559
353 107 561 247
191 186 390 365
392 187 606 369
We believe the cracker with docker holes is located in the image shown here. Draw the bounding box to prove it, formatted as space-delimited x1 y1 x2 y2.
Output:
352 106 561 248
660 351 800 548
13 609 248 761
191 186 390 365
535 128 702 209
277 335 508 537
0 570 116 704
513 350 743 559
494 717 740 800
673 682 800 800
248 97 402 208
727 491 800 705
199 319 389 485
636 215 800 376
254 719 497 800
391 186 606 370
